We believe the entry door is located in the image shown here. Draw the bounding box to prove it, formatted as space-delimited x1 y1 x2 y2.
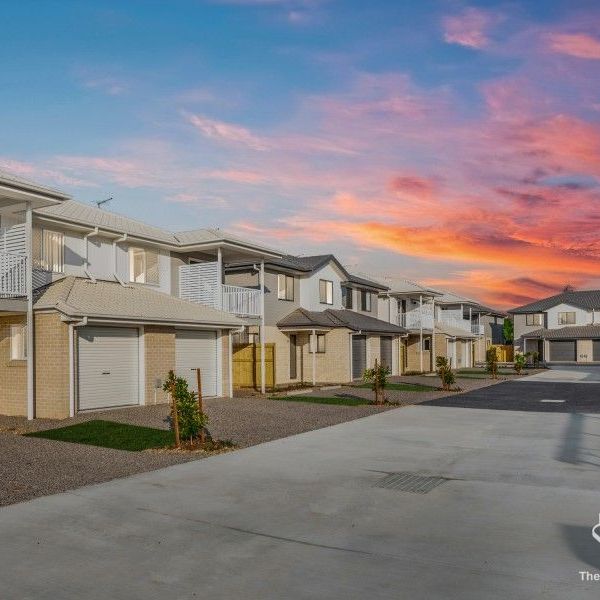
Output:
594 340 600 361
289 334 297 379
78 327 139 411
447 339 456 368
352 335 367 380
380 336 393 371
176 330 218 396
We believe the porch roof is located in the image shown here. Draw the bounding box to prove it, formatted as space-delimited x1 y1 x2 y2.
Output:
33 276 243 328
278 308 406 335
523 325 600 340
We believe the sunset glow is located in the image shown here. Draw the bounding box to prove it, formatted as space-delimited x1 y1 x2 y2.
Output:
2 1 599 308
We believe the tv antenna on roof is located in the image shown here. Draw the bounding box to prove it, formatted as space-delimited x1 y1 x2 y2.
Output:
95 197 113 210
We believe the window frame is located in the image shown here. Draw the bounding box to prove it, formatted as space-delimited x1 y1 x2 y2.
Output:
41 229 64 273
310 333 326 354
526 313 543 326
319 279 333 305
10 324 27 361
129 246 159 285
342 286 353 309
558 311 576 325
423 338 431 352
360 289 372 312
277 273 294 301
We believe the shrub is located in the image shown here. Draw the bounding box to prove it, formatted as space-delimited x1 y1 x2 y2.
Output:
514 353 526 374
363 359 390 405
486 348 498 379
436 356 455 391
163 371 208 444
531 351 540 368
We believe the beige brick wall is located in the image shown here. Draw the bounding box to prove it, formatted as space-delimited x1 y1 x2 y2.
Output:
577 339 593 363
35 312 70 419
221 330 231 396
435 333 449 360
144 326 175 405
367 335 380 369
299 328 351 384
0 315 28 416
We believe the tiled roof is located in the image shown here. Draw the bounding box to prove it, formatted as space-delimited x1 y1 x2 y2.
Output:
436 323 478 339
522 325 600 339
277 308 406 334
0 169 71 200
34 276 242 327
343 273 388 291
35 199 280 254
510 290 600 313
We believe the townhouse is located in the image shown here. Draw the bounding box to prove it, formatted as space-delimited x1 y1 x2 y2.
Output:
510 290 600 364
0 171 280 419
225 255 407 386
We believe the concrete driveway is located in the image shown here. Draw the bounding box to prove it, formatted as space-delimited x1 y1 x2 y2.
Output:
1 405 600 599
524 365 600 383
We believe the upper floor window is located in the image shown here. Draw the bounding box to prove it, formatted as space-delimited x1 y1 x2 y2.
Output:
342 286 353 309
360 290 371 311
277 274 294 301
41 229 64 273
526 314 543 326
10 323 27 360
558 311 576 325
319 279 333 305
129 247 159 285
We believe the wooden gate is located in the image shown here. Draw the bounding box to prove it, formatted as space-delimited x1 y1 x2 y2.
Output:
491 344 514 362
232 343 276 390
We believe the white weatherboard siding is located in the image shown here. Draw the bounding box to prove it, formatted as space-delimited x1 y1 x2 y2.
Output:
175 330 218 397
77 326 140 410
545 303 592 328
299 263 346 312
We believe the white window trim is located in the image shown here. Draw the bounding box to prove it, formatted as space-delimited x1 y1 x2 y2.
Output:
319 279 333 305
41 229 64 273
309 333 326 353
558 311 576 325
10 324 27 360
278 274 294 301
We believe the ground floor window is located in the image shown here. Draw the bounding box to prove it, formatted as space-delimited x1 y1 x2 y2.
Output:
423 338 431 351
310 333 326 353
10 324 27 360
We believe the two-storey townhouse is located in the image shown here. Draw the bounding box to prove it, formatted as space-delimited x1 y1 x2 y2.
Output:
433 291 504 368
0 171 280 419
510 290 600 364
225 255 406 387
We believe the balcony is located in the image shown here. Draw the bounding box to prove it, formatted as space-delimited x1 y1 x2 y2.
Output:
438 315 473 333
400 309 434 330
0 252 27 298
179 263 261 317
471 323 484 335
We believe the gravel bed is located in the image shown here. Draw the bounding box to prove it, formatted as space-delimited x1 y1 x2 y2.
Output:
0 397 396 506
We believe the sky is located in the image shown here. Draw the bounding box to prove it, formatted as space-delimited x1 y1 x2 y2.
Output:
1 0 600 309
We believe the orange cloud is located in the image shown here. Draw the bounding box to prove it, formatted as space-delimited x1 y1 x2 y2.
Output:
546 32 600 60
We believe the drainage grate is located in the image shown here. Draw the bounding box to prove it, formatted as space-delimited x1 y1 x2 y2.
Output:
374 472 447 494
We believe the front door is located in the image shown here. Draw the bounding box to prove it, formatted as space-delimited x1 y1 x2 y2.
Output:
289 334 297 379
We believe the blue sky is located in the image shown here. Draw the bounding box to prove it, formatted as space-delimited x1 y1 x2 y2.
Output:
2 1 600 307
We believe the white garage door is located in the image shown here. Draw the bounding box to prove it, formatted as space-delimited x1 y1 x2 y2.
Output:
175 330 218 397
78 327 139 411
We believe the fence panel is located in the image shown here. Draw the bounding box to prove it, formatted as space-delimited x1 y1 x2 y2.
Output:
232 343 276 390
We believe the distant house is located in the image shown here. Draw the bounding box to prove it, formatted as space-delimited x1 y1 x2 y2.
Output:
510 290 600 364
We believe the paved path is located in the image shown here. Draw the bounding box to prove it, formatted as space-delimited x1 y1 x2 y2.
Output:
1 405 600 599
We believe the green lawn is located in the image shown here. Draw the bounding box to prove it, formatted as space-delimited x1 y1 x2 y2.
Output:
270 395 371 406
360 383 436 392
25 420 174 451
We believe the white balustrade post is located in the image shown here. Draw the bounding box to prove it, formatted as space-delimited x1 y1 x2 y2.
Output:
217 248 223 310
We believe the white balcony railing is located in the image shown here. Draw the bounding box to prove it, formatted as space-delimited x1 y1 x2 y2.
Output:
438 315 473 333
471 323 484 335
179 263 261 317
400 309 434 330
222 284 261 317
0 251 27 298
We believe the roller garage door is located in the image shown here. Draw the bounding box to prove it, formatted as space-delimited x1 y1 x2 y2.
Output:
78 327 139 411
380 336 393 371
549 340 576 362
352 335 367 380
176 330 218 397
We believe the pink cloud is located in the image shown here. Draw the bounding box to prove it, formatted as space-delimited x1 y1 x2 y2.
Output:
442 7 500 49
187 114 270 150
546 32 600 60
